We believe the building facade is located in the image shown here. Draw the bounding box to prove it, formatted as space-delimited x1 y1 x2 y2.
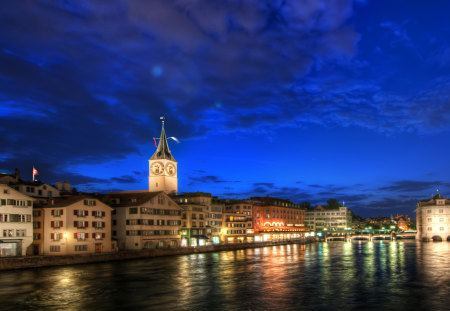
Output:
148 119 178 195
176 193 211 246
222 201 254 243
416 193 450 241
0 184 33 256
32 196 113 255
252 197 307 241
305 205 352 235
102 191 182 250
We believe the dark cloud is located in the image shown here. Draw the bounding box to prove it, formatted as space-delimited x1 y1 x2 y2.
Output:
111 175 140 184
379 180 446 192
253 182 275 188
188 175 239 185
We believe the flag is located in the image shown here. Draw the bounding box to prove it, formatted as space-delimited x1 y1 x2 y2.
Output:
153 137 157 147
33 166 38 182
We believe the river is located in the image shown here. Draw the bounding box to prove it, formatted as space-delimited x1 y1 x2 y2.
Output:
0 241 449 310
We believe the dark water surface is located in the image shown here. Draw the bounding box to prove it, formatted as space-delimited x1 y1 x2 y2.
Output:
1 241 449 310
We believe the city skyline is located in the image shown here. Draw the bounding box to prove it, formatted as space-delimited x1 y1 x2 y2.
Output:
2 1 450 217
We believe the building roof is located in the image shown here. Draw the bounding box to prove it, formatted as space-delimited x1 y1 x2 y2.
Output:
38 195 104 208
99 191 179 208
150 121 176 162
417 193 450 207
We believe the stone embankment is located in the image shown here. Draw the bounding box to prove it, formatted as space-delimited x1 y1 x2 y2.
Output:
0 237 317 271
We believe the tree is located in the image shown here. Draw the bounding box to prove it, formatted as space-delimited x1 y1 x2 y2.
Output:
326 199 340 210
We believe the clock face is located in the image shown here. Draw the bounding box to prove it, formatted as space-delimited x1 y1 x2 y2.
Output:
166 163 176 176
151 162 164 175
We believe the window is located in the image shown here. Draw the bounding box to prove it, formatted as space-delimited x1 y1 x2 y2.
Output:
157 219 165 226
129 208 138 214
50 246 60 252
158 195 164 204
3 189 8 194
33 233 41 240
33 221 41 229
51 209 63 217
74 221 87 228
93 211 105 218
51 220 63 228
440 227 445 231
3 229 13 237
0 199 5 206
51 233 63 241
74 232 88 240
427 210 432 214
83 200 97 206
16 229 26 237
439 209 444 213
112 220 117 226
428 227 433 231
75 245 88 251
33 210 41 217
94 233 105 240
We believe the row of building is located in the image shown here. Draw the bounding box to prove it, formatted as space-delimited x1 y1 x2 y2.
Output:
1 179 352 256
2 119 446 257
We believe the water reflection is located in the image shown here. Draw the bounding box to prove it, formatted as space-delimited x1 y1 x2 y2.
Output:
0 242 449 310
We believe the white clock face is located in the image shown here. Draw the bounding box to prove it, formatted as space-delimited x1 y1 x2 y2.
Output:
166 163 176 176
151 162 164 175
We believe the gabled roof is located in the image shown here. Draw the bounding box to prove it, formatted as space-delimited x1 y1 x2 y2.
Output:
417 193 450 207
150 121 176 161
39 195 111 209
99 191 180 208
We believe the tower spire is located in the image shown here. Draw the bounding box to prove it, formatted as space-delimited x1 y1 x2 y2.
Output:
150 116 176 161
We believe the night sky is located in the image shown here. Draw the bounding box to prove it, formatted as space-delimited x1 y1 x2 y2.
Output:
2 0 450 218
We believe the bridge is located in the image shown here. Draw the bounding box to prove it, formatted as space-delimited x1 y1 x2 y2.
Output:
324 232 416 242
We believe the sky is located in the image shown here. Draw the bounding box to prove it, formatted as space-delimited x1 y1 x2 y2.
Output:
2 0 450 218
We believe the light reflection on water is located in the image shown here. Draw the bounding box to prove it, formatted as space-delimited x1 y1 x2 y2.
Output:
0 242 449 310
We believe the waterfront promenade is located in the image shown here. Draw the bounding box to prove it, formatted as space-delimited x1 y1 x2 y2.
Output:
0 237 316 271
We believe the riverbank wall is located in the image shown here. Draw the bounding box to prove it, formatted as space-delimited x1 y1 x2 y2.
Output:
0 237 316 271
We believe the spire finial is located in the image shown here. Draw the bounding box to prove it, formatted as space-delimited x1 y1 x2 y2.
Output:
437 187 439 194
160 116 165 126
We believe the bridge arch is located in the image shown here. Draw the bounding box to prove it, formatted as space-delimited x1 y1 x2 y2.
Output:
432 235 443 242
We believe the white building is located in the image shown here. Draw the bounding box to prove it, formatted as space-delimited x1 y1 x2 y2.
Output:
416 193 450 241
0 184 33 256
305 206 352 234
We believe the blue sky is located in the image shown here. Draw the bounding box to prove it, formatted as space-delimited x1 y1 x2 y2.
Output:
2 0 450 217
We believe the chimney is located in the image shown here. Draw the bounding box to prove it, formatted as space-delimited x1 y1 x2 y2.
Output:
14 168 20 182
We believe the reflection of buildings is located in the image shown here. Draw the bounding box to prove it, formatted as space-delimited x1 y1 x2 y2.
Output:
251 197 307 241
33 196 113 255
416 193 450 241
305 205 352 234
0 184 33 256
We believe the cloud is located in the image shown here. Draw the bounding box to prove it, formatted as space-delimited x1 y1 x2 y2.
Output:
379 180 446 192
188 175 240 185
111 175 140 184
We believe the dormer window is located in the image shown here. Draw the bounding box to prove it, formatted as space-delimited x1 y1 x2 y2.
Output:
437 200 445 205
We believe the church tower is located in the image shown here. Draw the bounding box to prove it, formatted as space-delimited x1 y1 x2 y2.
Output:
149 118 178 195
